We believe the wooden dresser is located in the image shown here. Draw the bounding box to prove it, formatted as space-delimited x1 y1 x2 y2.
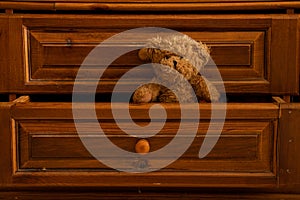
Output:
0 1 300 199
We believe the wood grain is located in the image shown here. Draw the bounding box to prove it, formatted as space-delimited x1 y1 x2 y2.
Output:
0 16 9 93
279 103 300 193
8 17 25 94
8 14 298 94
0 1 299 195
11 102 279 120
270 15 299 95
0 102 14 186
28 30 264 83
0 99 277 188
1 191 300 200
17 120 272 172
1 1 300 12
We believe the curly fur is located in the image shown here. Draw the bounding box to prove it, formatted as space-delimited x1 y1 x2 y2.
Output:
190 74 220 102
159 56 198 81
132 35 219 103
144 35 210 71
138 48 175 63
132 83 161 103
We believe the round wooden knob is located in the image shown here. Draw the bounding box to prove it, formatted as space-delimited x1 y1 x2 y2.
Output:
135 139 150 154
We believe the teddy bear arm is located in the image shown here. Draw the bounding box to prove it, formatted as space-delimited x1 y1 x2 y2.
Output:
190 75 220 102
158 87 178 103
132 83 161 103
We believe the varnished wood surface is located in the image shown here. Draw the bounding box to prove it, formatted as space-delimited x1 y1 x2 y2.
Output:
1 1 300 11
0 0 299 194
270 16 299 94
0 99 275 188
11 102 279 120
0 16 9 93
0 103 14 186
2 14 298 94
1 191 300 200
279 103 300 193
28 29 264 83
17 120 273 172
3 0 296 2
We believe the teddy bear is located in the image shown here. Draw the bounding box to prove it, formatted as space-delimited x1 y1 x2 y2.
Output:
132 35 220 103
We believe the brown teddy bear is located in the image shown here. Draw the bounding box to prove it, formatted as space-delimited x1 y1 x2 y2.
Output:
132 35 220 103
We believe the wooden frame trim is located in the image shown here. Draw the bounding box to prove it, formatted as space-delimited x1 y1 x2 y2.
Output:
1 1 300 12
1 192 300 200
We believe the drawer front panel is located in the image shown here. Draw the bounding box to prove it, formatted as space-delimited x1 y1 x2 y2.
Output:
8 101 279 187
13 102 278 173
6 14 298 94
18 120 273 172
28 30 263 82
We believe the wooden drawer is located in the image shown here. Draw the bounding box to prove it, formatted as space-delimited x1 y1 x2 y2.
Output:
0 97 281 188
3 14 298 94
18 119 274 173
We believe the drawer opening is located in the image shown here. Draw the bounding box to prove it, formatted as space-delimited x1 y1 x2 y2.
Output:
25 94 275 103
293 96 300 102
0 94 9 102
10 8 288 15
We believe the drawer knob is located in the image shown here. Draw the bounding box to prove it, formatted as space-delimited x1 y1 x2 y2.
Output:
135 139 150 154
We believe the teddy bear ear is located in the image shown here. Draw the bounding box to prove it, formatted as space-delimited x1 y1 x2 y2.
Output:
196 41 210 51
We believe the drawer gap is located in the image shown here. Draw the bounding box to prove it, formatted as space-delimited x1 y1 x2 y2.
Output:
25 94 275 103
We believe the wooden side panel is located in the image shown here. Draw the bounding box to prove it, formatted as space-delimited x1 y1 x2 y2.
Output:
8 16 25 94
279 103 300 193
0 103 14 187
270 15 299 95
0 16 9 93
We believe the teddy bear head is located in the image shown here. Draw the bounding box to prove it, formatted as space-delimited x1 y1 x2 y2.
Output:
132 34 219 103
138 35 210 72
